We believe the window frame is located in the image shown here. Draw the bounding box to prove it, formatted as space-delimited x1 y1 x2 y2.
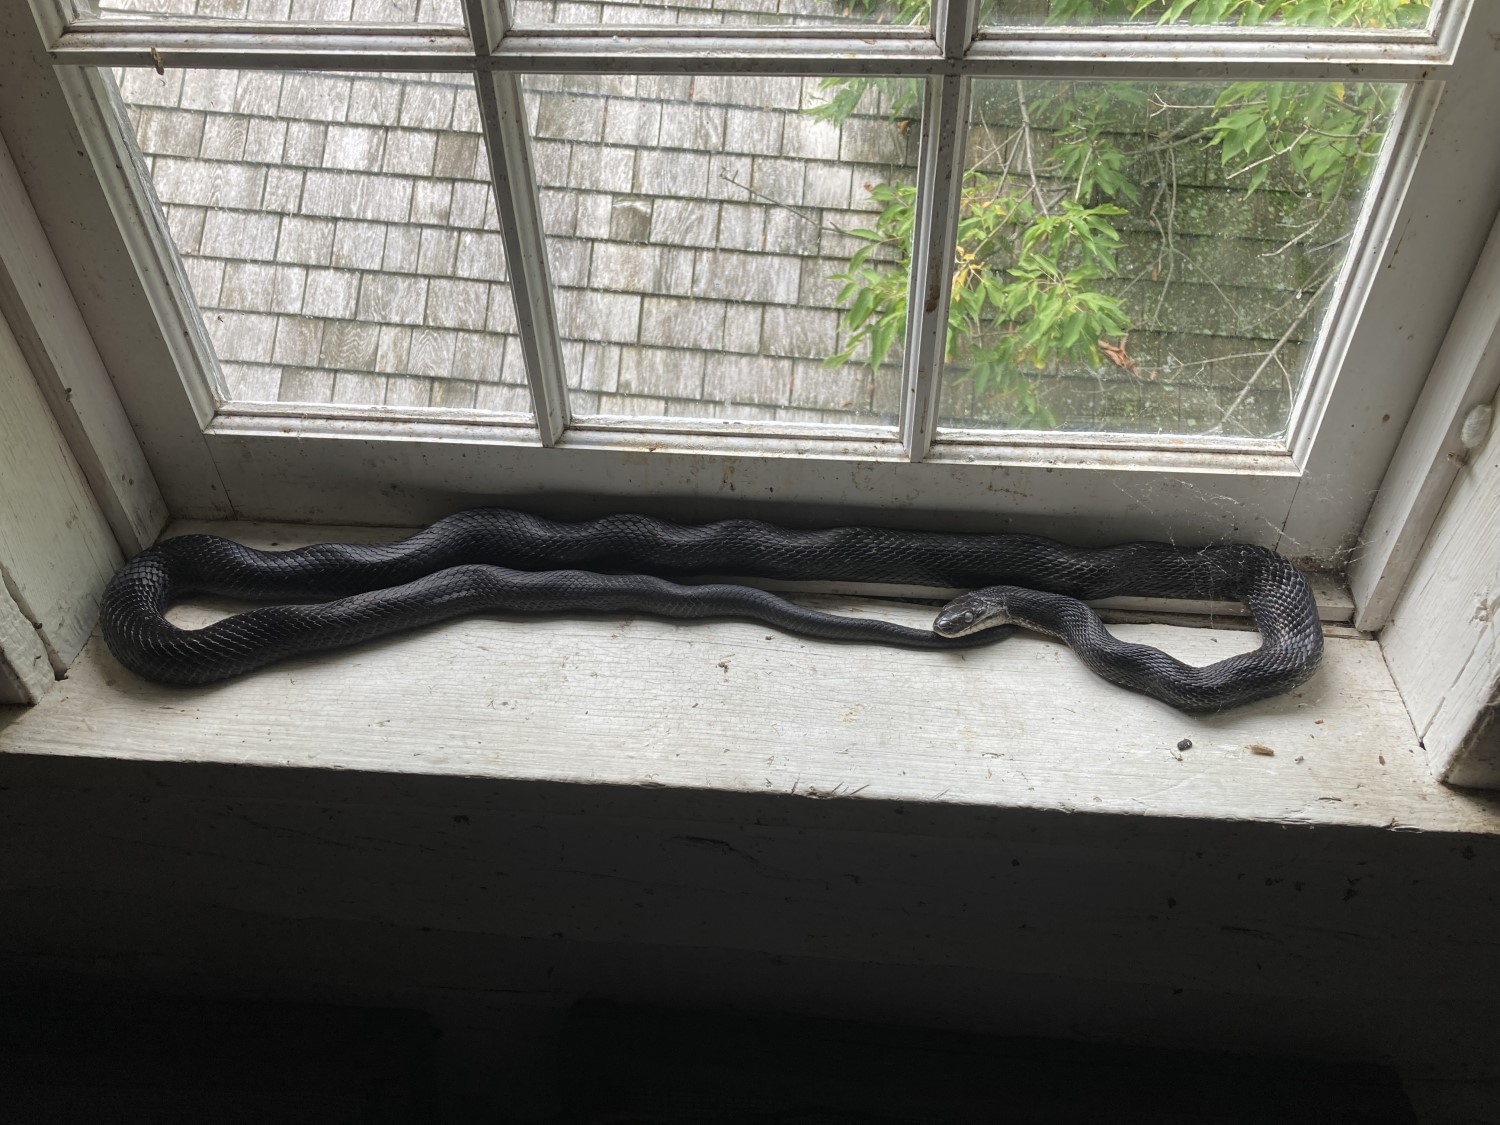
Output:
16 0 1500 565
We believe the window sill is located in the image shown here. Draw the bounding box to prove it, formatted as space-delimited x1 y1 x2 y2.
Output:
3 520 1497 840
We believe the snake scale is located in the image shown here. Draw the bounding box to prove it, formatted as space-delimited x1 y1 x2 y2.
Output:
99 508 1323 712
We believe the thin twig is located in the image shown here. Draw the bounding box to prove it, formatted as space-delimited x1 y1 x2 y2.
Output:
1015 81 1051 217
1205 271 1334 435
718 171 826 230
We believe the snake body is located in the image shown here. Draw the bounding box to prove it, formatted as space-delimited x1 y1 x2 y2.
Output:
100 508 1323 711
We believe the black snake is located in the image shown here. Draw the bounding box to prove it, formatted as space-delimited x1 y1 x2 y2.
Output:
99 508 1323 712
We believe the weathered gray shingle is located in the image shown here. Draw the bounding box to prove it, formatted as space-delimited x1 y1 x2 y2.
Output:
117 70 184 109
431 378 477 408
426 278 490 330
762 306 837 359
282 122 328 167
321 321 381 370
153 158 265 210
536 93 607 143
454 231 509 281
474 380 532 414
233 72 284 117
179 69 240 114
485 285 518 334
559 288 641 343
137 110 207 158
410 181 455 225
803 163 853 210
210 311 278 363
722 304 762 353
272 316 325 366
567 145 636 194
640 295 725 349
384 374 433 407
358 274 429 326
263 168 303 214
692 250 798 305
384 130 438 177
276 216 337 266
382 226 422 273
376 326 413 373
451 331 507 381
331 371 387 405
547 239 591 288
781 114 842 162
433 133 481 180
398 84 455 131
126 65 946 422
715 203 765 253
590 243 661 291
635 151 710 198
417 228 460 275
199 116 249 161
302 171 412 222
749 157 803 207
279 366 336 403
182 257 225 307
702 353 794 406
302 268 360 319
762 207 820 256
220 362 283 403
618 346 706 399
347 80 404 127
602 99 662 148
323 124 386 172
650 199 719 249
449 182 495 229
271 266 307 314
220 262 278 312
331 221 387 270
280 75 352 123
724 109 783 156
200 210 281 260
244 119 289 163
575 342 621 392
408 326 459 377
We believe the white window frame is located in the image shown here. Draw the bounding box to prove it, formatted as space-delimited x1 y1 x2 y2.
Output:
13 0 1500 569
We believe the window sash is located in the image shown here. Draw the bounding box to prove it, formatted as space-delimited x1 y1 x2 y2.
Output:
23 0 1495 564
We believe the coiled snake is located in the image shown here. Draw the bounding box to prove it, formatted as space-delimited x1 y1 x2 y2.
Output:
99 508 1323 712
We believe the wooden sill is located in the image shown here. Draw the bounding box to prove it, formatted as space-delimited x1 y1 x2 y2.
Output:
2 520 1498 839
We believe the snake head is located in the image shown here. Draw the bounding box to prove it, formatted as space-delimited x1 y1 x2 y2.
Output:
933 587 1016 637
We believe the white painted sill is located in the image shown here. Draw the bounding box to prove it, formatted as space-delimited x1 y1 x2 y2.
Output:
2 520 1498 839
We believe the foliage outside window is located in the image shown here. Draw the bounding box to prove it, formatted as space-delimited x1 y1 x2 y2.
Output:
818 0 1425 435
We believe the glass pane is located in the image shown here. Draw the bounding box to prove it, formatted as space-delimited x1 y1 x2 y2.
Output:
521 75 914 427
94 0 465 23
982 0 1432 30
930 77 1404 438
113 67 533 416
512 0 895 30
